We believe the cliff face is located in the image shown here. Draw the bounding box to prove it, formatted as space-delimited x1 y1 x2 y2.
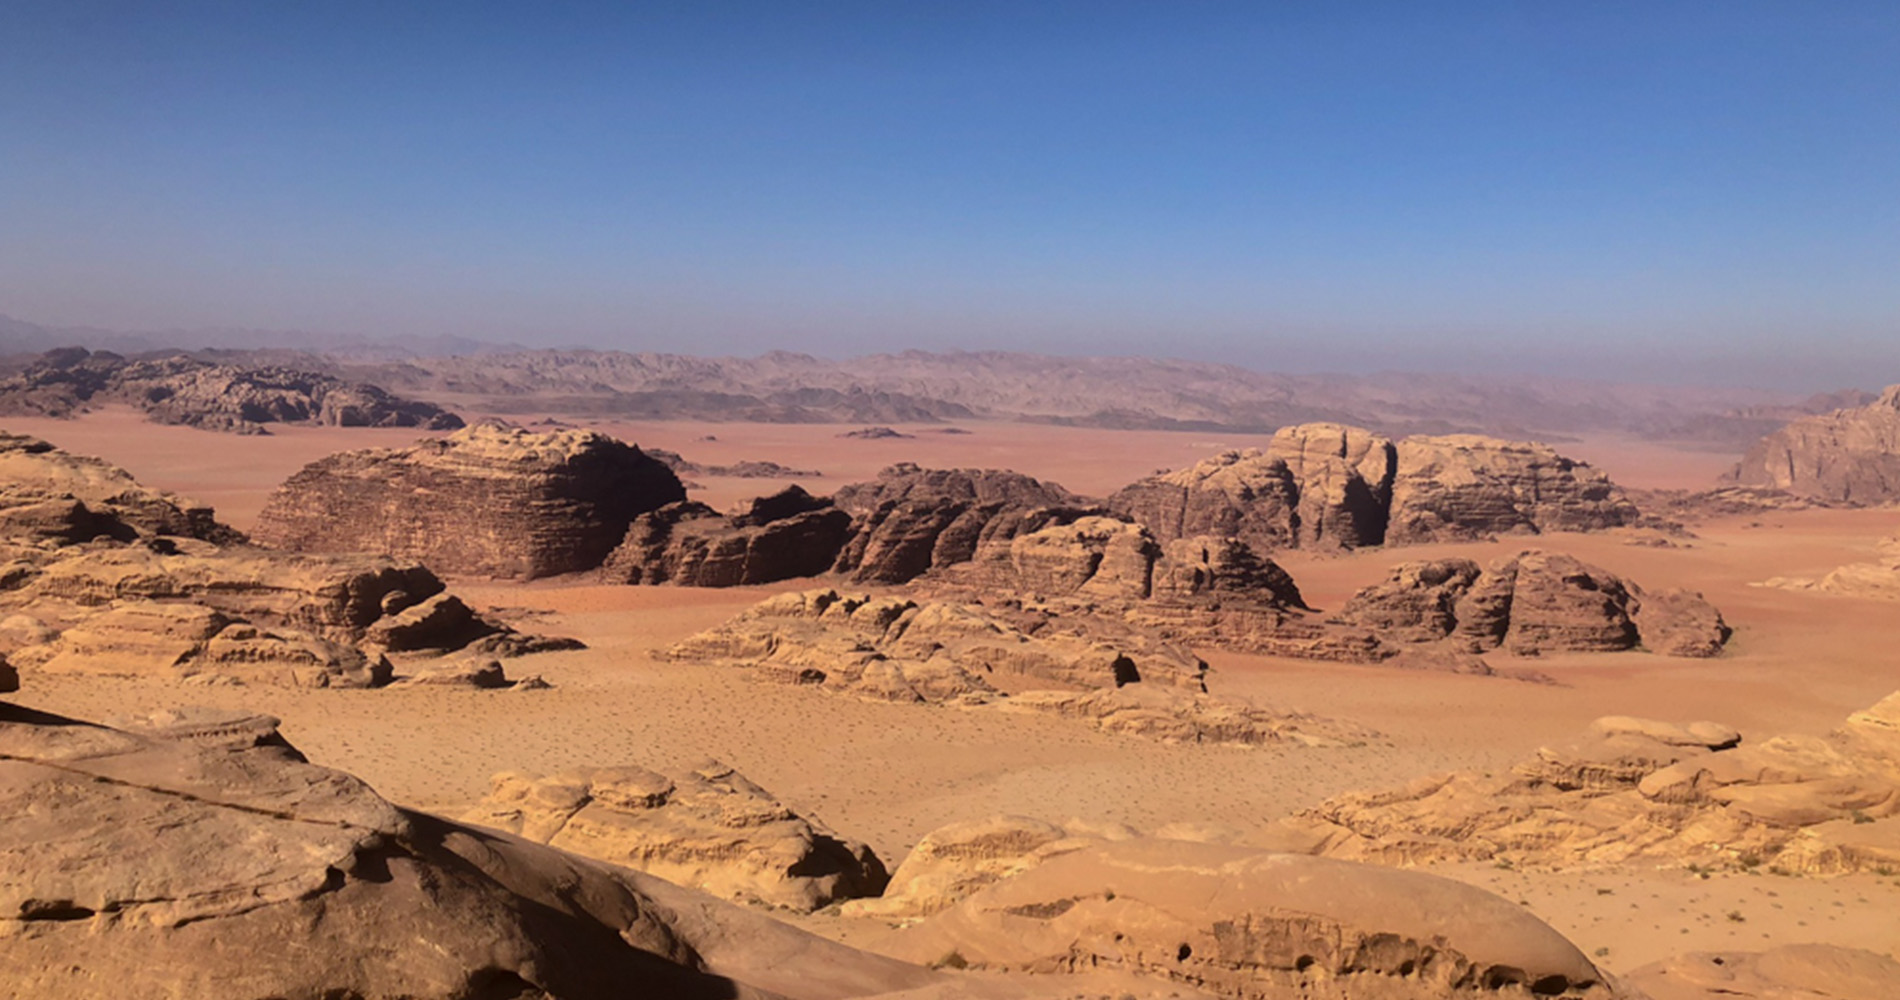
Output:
253 423 685 580
1728 385 1900 503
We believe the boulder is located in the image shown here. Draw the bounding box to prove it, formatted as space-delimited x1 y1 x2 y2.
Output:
253 422 686 579
886 839 1617 999
393 657 513 689
463 759 888 912
1727 385 1900 502
603 486 852 586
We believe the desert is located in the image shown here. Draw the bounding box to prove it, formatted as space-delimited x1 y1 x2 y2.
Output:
6 6 1900 998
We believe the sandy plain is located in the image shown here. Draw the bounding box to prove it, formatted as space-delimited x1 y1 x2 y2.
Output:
7 406 1898 974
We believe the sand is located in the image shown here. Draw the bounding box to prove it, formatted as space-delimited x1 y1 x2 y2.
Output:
9 408 1899 976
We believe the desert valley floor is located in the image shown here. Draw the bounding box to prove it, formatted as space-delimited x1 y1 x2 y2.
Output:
6 405 1897 981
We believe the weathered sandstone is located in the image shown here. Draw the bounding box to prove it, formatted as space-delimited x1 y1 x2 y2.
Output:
254 422 685 579
1272 694 1900 875
603 486 852 586
832 464 1088 584
1727 384 1900 502
463 759 887 912
1624 944 1900 1000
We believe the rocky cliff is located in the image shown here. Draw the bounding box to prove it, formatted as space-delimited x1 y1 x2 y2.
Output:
603 486 852 586
1727 384 1900 503
254 422 686 579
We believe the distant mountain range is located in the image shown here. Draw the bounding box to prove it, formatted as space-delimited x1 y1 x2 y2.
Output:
0 314 1876 445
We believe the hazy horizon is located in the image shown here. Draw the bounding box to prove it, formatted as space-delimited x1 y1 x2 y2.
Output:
5 3 1897 392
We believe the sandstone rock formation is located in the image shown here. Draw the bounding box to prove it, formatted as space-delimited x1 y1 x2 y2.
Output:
1727 385 1900 503
0 699 958 999
831 464 1087 584
254 422 686 579
1625 944 1900 1000
844 815 1130 921
1273 695 1900 875
1760 534 1900 600
1110 425 1638 552
0 347 463 433
463 759 887 912
1335 551 1731 658
0 430 239 545
887 839 1618 999
647 447 822 479
663 589 1368 746
602 486 852 586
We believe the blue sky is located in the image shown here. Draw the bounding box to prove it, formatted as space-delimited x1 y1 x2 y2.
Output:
2 2 1896 387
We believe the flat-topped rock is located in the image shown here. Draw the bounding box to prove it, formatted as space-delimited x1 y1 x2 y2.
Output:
1336 550 1730 658
1110 424 1638 552
463 759 887 912
1727 384 1900 502
253 422 685 579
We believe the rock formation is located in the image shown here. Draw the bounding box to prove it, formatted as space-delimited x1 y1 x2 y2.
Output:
1727 385 1900 503
1110 424 1638 552
663 589 1370 746
0 435 575 687
462 759 887 911
0 347 463 433
0 698 957 999
253 422 686 579
1624 944 1900 1000
830 464 1090 584
602 486 852 586
1271 694 1900 875
647 447 822 479
1761 534 1900 600
844 815 1132 921
0 430 239 545
886 839 1618 999
1335 551 1731 658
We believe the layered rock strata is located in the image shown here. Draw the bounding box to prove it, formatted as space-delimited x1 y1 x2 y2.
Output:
831 464 1089 584
254 422 686 579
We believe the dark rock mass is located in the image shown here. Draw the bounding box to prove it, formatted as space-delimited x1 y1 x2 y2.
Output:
252 422 686 580
602 486 853 586
1726 384 1900 503
831 464 1091 584
0 347 463 434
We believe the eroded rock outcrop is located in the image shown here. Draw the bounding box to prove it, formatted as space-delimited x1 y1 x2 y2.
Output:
831 464 1087 584
463 759 887 912
602 486 852 586
0 347 463 434
1110 424 1638 553
1273 694 1900 875
1760 534 1900 600
844 815 1130 921
1727 385 1900 503
0 700 951 999
887 839 1617 999
254 422 686 579
1335 551 1730 658
663 589 1368 746
0 430 239 545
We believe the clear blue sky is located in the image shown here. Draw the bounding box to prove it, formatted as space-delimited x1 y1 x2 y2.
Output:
2 2 1896 387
